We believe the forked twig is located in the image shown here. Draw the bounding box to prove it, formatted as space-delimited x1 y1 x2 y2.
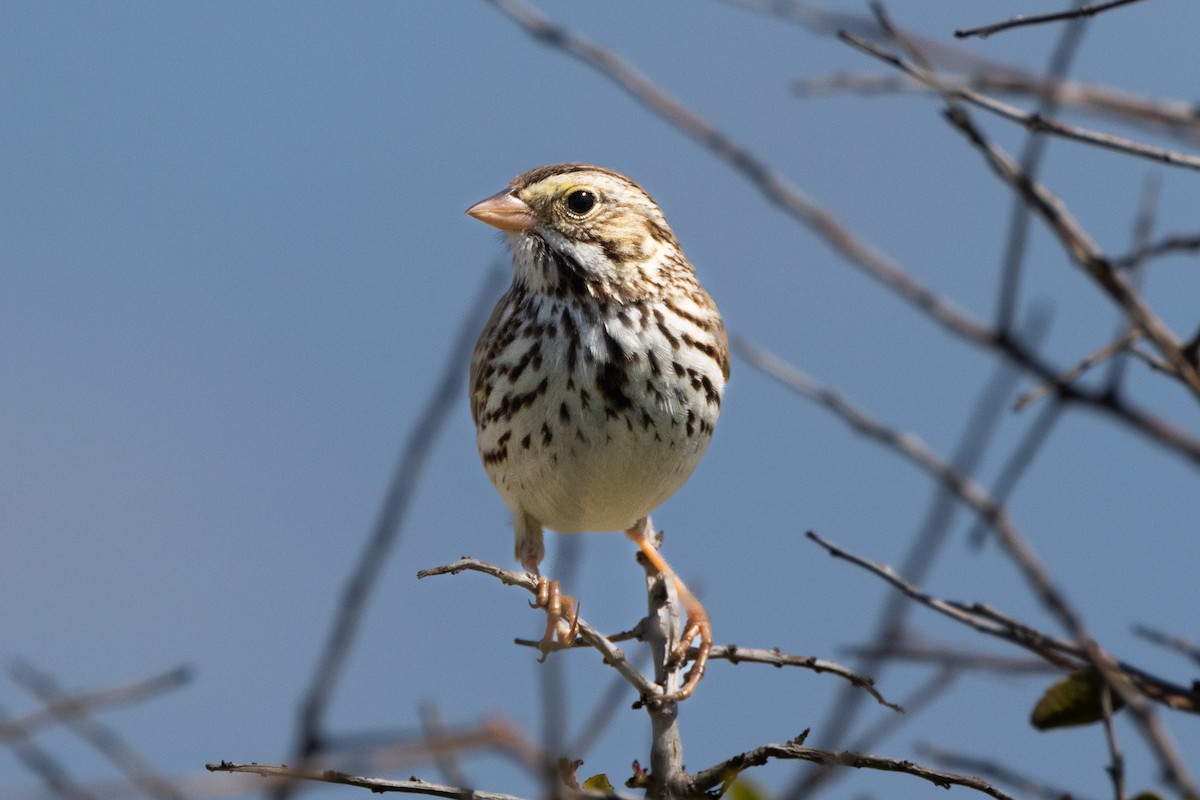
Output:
417 558 661 701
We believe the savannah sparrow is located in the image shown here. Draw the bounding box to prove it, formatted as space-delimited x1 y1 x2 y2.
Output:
466 164 728 702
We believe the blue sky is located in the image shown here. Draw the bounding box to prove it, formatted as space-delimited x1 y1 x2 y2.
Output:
3 2 1198 798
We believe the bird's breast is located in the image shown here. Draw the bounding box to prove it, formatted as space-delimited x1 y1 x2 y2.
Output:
473 292 724 533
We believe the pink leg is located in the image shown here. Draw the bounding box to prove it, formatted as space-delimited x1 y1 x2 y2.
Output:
626 517 711 703
517 514 579 660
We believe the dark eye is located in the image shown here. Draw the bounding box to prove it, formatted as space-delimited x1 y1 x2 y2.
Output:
565 189 597 215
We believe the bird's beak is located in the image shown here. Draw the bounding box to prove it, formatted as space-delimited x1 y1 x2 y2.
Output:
466 189 536 232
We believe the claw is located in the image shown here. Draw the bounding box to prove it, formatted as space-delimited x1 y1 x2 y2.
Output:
531 576 579 661
662 612 711 703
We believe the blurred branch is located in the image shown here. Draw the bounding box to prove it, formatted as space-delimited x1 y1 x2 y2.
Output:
8 661 186 800
689 731 1017 800
482 0 1200 465
839 31 1200 171
738 0 1200 144
955 0 1150 40
0 704 96 800
0 666 191 744
736 337 1030 549
944 105 1200 398
281 266 507 779
843 641 1059 675
1113 232 1200 269
793 71 1200 145
417 704 471 792
1134 625 1200 669
805 530 1200 716
916 742 1099 800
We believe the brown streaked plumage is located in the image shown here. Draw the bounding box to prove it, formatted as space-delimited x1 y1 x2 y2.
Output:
467 164 727 703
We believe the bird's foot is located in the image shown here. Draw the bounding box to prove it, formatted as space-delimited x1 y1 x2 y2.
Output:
530 576 580 661
658 602 711 703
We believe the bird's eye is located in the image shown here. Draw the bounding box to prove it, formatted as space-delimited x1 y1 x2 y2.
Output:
565 189 597 215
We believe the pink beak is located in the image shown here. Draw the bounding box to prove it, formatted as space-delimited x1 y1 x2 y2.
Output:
466 189 537 232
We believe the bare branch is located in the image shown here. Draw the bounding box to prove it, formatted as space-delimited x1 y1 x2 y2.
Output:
207 762 526 800
706 645 902 711
690 734 1017 800
956 0 1151 40
515 635 902 711
944 105 1200 398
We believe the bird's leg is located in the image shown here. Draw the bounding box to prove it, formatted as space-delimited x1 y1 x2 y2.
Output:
625 518 711 703
518 526 579 661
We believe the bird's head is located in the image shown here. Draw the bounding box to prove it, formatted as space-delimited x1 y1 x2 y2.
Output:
467 164 690 301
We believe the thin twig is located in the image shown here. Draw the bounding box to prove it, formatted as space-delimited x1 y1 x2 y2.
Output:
1099 686 1127 800
956 0 1150 40
707 645 902 711
417 558 662 701
209 763 526 800
1014 334 1137 411
839 32 1200 173
1133 625 1200 668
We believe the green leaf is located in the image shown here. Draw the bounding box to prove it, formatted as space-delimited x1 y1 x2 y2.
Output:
1030 668 1125 730
726 778 769 800
582 774 615 794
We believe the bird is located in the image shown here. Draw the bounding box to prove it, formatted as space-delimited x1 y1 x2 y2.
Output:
466 164 728 702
